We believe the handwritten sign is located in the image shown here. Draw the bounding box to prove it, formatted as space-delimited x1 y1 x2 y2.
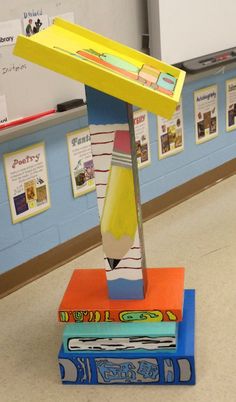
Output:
0 63 27 76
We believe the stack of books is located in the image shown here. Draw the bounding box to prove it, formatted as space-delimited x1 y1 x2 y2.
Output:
57 267 195 385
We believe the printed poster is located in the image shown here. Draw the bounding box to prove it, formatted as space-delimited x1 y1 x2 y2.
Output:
23 15 48 37
0 19 22 47
133 110 151 168
4 142 50 223
67 128 95 197
226 78 236 131
194 85 218 144
0 94 8 124
157 100 184 159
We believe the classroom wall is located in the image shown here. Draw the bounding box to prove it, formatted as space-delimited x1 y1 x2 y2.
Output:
0 0 148 120
148 0 236 64
1 67 236 275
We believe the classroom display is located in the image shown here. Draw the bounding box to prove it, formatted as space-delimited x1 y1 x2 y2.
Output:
134 110 151 169
194 85 218 144
14 18 195 385
157 100 184 159
3 142 50 223
67 128 95 198
225 77 236 131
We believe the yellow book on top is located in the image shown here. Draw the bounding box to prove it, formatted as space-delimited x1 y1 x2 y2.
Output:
14 18 185 119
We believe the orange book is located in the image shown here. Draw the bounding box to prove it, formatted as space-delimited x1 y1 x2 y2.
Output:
58 267 184 323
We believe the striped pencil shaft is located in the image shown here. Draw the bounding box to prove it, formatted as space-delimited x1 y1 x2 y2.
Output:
85 86 147 299
101 130 138 254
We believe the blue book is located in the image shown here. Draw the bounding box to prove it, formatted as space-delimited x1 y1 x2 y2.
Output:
58 289 195 385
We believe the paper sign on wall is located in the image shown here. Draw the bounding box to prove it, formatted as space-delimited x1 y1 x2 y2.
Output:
157 99 184 159
0 19 22 47
0 94 8 124
22 15 49 37
133 110 151 168
194 85 218 144
226 78 236 132
67 128 95 198
4 142 50 223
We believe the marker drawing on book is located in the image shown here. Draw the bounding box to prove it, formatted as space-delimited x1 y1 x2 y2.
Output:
67 336 176 352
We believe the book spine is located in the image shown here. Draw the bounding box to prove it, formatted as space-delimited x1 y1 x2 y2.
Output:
58 308 179 323
64 336 176 353
58 350 195 385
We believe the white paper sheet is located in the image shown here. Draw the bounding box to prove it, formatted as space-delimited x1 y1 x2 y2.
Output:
0 19 22 47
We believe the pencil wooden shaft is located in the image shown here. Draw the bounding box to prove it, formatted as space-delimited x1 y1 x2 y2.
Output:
127 103 147 291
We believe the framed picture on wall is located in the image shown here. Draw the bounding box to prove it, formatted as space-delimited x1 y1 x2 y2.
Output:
67 128 95 198
157 99 184 159
3 142 50 224
194 85 218 144
133 109 151 169
226 78 236 132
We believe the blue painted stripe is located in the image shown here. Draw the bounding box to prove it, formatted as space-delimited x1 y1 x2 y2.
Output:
85 86 129 125
108 278 144 300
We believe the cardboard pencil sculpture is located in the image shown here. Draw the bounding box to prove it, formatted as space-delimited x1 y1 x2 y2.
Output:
85 86 146 299
14 18 195 385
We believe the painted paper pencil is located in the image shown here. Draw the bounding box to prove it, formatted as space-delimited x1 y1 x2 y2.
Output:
85 86 146 300
99 129 145 299
101 130 138 267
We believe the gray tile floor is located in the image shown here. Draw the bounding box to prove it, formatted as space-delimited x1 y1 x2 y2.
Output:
0 175 236 402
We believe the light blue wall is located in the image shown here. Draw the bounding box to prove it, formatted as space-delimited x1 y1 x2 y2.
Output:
139 69 236 202
1 69 236 274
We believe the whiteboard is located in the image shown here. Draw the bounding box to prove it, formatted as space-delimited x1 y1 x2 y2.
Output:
148 0 236 65
0 0 146 120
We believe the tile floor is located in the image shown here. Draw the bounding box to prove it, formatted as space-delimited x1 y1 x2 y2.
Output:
0 175 235 402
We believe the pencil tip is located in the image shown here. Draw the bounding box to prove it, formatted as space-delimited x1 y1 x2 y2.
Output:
107 258 120 269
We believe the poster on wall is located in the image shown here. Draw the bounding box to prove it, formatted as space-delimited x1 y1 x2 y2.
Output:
22 15 49 37
194 85 218 144
133 109 151 168
3 142 50 224
157 99 184 159
226 78 236 131
67 128 95 197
